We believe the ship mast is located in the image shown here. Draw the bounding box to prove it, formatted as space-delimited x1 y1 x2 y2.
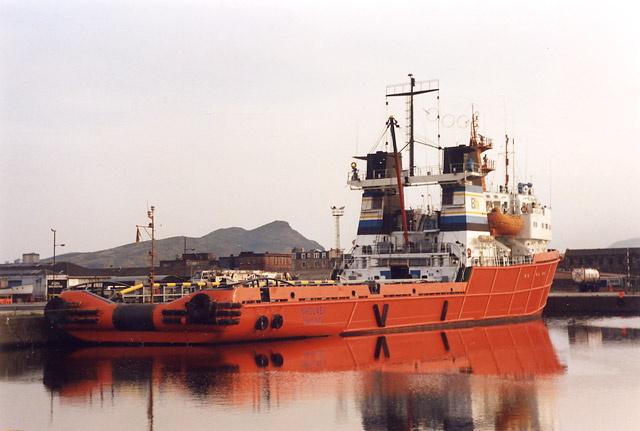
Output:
137 205 156 303
469 106 494 191
388 117 410 248
385 75 439 177
504 134 509 192
409 74 415 175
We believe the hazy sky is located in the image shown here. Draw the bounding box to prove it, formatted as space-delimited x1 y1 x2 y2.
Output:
1 0 639 263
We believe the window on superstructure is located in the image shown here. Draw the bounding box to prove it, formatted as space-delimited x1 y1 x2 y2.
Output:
442 189 453 205
372 195 383 209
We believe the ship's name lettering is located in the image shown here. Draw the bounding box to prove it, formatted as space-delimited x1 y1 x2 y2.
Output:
300 306 326 316
303 316 325 325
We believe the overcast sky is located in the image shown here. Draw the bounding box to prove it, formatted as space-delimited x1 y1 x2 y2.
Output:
1 0 639 263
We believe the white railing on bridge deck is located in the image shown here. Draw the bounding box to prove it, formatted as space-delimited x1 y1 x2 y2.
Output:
472 255 534 267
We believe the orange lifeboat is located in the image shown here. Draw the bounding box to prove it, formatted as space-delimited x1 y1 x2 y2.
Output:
487 208 524 237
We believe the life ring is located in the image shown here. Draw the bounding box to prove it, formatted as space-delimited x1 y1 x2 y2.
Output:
467 248 472 257
255 315 269 331
521 205 528 214
271 314 284 329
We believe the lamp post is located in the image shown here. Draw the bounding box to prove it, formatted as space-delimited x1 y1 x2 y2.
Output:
50 228 65 299
331 206 345 251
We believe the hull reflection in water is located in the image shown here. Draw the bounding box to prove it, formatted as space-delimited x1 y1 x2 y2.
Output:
44 319 562 429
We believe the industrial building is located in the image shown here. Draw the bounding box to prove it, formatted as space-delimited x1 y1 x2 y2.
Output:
561 248 639 276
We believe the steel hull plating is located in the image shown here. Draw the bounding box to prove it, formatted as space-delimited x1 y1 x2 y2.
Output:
47 251 560 345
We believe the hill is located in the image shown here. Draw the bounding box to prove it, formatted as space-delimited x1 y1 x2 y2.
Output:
50 220 324 268
608 238 640 248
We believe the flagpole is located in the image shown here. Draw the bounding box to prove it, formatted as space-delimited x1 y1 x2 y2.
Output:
137 205 156 304
149 206 155 304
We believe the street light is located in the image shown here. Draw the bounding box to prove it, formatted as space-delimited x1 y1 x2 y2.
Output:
50 228 65 299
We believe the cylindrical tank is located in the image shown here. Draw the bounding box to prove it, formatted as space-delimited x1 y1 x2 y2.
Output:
571 268 600 284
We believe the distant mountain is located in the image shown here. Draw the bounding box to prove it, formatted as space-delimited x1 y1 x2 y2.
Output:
608 238 640 248
50 220 324 268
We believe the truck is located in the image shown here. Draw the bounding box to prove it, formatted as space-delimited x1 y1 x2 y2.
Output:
571 268 626 292
572 268 601 292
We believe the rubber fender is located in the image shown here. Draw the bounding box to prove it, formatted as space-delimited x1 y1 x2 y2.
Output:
271 314 284 329
185 293 212 322
440 300 449 321
255 354 269 367
216 302 242 309
44 297 69 327
215 309 241 317
255 315 269 331
270 353 284 367
112 304 157 331
216 318 240 326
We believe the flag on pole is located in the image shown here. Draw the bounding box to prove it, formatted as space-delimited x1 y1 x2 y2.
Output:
136 227 141 244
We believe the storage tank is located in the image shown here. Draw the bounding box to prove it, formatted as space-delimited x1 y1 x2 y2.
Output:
571 268 600 284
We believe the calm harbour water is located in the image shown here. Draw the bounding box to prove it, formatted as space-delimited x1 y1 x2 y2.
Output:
1 316 639 431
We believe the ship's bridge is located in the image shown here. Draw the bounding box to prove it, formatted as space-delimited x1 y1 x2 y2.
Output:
348 161 486 189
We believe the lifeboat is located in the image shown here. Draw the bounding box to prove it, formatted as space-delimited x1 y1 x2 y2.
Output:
487 208 524 237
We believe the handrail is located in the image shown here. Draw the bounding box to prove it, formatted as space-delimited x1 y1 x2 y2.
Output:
118 283 144 296
238 277 296 288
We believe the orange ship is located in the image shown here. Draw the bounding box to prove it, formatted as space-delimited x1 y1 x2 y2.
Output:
45 76 560 345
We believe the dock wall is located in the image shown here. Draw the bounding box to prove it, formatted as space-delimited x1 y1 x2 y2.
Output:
544 293 640 315
0 314 72 348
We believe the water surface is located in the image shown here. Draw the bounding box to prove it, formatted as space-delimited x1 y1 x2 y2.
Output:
1 316 639 430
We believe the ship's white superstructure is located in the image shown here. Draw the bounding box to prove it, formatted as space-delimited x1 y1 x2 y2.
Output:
338 78 552 282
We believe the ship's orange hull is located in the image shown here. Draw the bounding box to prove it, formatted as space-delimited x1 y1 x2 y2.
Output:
47 251 560 345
